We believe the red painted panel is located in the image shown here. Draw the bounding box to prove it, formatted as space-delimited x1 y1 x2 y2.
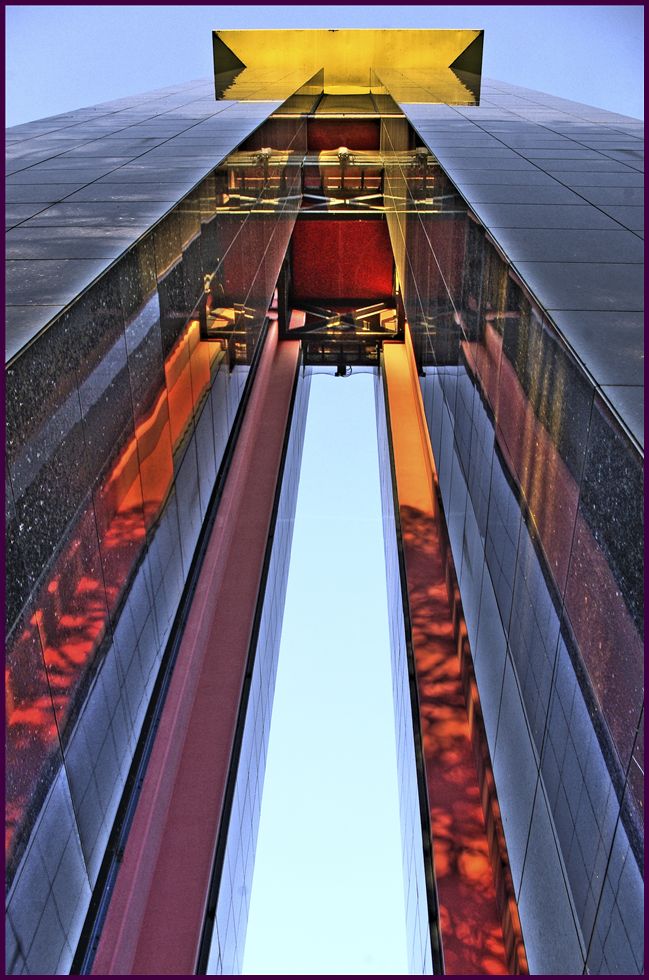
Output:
92 325 300 975
291 219 393 303
307 118 380 151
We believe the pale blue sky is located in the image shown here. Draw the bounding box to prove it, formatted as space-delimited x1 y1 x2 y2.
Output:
5 5 644 126
243 373 408 975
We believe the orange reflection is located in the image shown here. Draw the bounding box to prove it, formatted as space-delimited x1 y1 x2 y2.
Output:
6 313 223 862
384 332 513 975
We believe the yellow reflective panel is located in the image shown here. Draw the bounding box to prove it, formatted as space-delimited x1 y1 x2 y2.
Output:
213 29 483 100
376 67 478 105
215 66 319 102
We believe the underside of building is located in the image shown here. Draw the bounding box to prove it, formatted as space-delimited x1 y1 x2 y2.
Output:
5 29 644 975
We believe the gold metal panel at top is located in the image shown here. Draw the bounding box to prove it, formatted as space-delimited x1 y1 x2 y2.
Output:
213 29 483 99
376 67 478 106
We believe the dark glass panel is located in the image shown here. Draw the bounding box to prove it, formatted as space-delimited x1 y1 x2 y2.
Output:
7 313 89 623
174 438 203 576
508 518 561 751
178 189 204 314
33 501 111 740
164 317 197 462
5 471 32 632
5 603 61 882
153 211 189 360
146 487 185 648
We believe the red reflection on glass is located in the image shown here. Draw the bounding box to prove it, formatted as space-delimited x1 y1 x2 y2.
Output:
401 504 510 975
464 323 576 593
6 316 223 864
5 615 59 856
463 324 642 768
384 338 511 974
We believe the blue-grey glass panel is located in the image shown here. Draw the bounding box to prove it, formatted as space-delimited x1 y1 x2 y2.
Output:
513 261 643 312
65 182 186 203
457 183 585 204
6 226 136 259
5 183 78 203
540 160 637 172
6 759 92 973
6 258 114 305
600 385 643 447
508 521 561 751
586 805 643 974
6 165 126 184
487 227 643 263
391 100 643 975
549 311 644 386
444 169 559 186
471 202 620 229
571 185 643 206
472 557 507 759
596 204 644 231
6 203 50 227
516 787 585 974
493 656 539 895
25 200 173 227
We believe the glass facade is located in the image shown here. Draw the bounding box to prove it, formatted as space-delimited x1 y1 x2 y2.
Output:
5 37 643 976
398 79 643 450
382 114 643 974
5 108 307 974
5 79 295 362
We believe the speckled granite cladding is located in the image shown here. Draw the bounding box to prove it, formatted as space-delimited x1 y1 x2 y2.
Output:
5 110 305 975
564 396 644 763
383 114 643 974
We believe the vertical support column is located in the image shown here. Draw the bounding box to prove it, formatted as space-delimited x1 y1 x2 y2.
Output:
91 326 301 975
382 330 518 975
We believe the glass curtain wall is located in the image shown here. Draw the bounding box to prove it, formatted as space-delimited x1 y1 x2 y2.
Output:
382 115 643 975
5 104 310 975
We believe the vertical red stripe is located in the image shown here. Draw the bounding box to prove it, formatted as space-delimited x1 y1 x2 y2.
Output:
383 331 513 975
92 326 300 975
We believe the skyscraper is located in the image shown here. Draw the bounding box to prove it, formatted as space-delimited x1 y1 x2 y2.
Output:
5 28 643 975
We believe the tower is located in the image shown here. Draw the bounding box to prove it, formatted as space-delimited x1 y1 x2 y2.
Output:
5 29 643 975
